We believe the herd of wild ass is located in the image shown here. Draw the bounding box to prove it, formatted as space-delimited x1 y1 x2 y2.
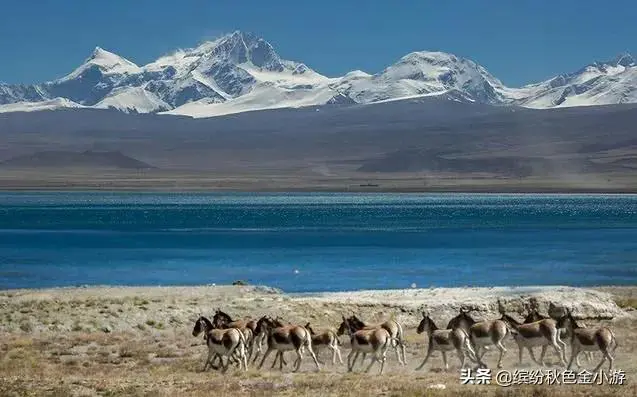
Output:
191 300 618 375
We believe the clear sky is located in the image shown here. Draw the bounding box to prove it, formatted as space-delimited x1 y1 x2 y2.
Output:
1 0 635 86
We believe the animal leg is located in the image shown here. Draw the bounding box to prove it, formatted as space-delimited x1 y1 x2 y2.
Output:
575 352 590 368
364 352 378 373
557 339 568 363
457 349 466 368
531 346 543 366
392 338 403 365
550 338 566 366
592 351 608 373
305 341 321 371
496 342 507 369
202 350 214 372
442 351 449 371
329 344 338 365
220 356 229 374
293 349 303 372
605 349 614 372
567 347 580 370
347 351 359 372
257 347 274 370
335 343 344 365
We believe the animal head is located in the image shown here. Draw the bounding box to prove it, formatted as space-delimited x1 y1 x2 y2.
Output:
336 316 352 336
272 316 285 327
417 311 436 334
255 315 274 335
347 315 365 329
212 309 233 327
304 322 315 335
192 316 212 337
523 307 548 324
556 307 578 330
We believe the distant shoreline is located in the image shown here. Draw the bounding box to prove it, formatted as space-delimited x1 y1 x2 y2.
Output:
2 186 637 194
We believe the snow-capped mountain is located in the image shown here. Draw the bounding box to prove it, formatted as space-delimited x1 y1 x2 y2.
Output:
330 51 508 105
0 31 635 118
512 53 637 108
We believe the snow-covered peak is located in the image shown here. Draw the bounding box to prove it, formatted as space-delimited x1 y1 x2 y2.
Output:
2 33 637 117
58 47 141 82
609 52 635 68
343 70 372 79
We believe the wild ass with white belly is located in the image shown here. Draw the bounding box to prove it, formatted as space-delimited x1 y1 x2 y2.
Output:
557 309 618 372
212 309 257 363
446 307 510 368
415 311 486 371
346 314 407 366
305 322 344 365
256 316 320 372
337 316 394 374
498 304 567 367
191 316 248 373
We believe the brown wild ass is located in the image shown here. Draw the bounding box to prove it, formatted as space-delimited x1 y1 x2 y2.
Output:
337 316 393 374
256 316 320 372
305 322 344 365
347 314 407 365
415 311 486 371
558 309 618 372
446 307 509 368
212 309 257 363
191 316 248 373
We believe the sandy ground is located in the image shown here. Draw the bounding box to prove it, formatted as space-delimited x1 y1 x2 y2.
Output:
1 168 637 193
0 285 635 396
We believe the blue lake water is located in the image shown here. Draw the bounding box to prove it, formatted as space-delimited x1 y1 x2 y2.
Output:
0 192 636 292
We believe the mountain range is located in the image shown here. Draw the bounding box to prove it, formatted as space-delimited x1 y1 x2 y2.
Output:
0 31 635 118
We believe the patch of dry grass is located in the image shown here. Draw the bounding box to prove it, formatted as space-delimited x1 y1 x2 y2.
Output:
615 297 637 310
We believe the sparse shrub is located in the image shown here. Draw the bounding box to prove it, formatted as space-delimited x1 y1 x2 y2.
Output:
232 280 249 286
19 322 33 333
615 297 637 310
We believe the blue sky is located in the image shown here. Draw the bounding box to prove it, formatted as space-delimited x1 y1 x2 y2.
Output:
1 0 635 86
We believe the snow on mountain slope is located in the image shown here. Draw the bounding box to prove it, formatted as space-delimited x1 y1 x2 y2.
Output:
58 47 141 82
513 53 637 108
95 87 171 113
331 51 506 105
165 81 338 117
0 83 47 104
0 97 84 113
0 31 636 117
